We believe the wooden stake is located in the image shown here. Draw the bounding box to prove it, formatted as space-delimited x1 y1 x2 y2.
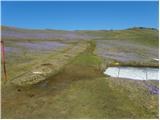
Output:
1 41 7 80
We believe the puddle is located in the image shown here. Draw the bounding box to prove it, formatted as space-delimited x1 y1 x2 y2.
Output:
104 67 159 80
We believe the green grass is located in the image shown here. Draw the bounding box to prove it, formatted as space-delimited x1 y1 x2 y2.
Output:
71 40 100 66
38 77 158 119
73 53 102 67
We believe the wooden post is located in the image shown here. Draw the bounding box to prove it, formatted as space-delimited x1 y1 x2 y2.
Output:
146 69 147 80
118 67 120 77
1 41 7 80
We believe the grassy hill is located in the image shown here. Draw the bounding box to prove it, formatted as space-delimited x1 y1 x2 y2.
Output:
77 27 159 47
1 26 159 119
2 26 159 46
1 26 96 41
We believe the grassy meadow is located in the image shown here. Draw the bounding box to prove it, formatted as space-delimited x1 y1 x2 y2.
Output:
1 26 159 118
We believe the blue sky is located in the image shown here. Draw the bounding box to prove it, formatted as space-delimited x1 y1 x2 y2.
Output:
1 1 159 30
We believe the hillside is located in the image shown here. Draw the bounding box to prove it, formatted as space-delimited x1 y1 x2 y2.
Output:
1 26 159 119
2 26 159 45
77 27 159 47
1 26 97 41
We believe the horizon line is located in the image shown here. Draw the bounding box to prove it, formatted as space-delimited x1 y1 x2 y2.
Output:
1 25 159 31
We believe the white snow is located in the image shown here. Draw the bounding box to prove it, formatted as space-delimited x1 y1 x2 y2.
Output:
104 67 159 80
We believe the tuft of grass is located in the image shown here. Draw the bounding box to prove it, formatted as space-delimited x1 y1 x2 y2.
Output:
73 53 102 67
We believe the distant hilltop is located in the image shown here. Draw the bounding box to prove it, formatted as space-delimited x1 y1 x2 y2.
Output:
126 27 158 31
1 26 158 47
1 25 159 31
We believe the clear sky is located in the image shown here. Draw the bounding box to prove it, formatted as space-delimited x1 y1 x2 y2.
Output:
1 1 159 30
